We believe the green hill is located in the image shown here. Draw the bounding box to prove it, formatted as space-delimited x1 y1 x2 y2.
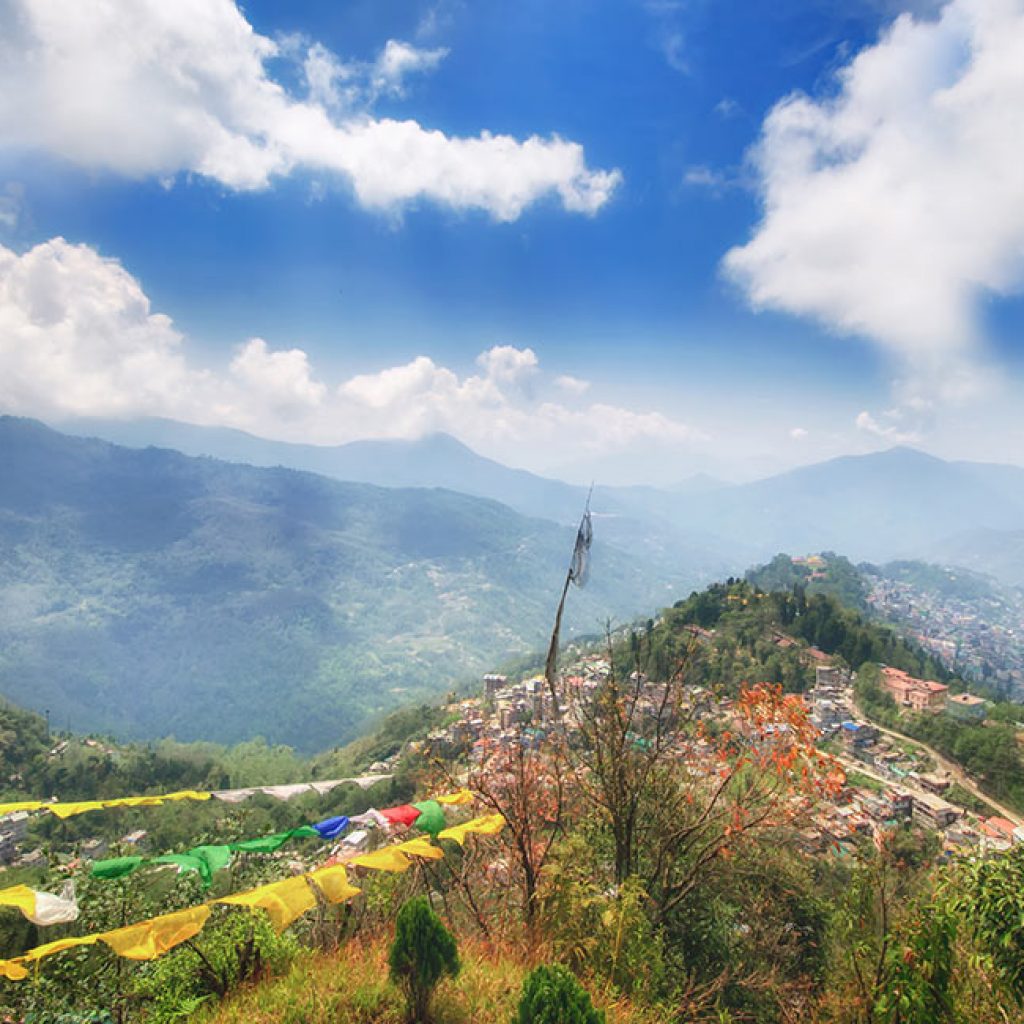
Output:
0 417 687 751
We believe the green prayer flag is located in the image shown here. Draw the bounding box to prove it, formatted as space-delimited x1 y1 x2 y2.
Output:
155 845 232 887
230 826 319 854
91 856 144 880
412 800 446 837
90 823 329 889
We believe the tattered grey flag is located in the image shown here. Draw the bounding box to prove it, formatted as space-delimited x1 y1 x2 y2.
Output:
545 503 594 698
568 510 593 587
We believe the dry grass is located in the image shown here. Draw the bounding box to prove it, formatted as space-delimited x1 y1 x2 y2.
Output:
196 934 664 1024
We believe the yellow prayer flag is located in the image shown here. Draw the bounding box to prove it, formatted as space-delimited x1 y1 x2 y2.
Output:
217 876 316 932
0 885 37 918
105 796 165 809
101 905 211 960
350 846 413 873
48 801 106 820
437 814 506 845
395 837 445 861
435 789 474 806
307 865 361 905
161 790 212 803
0 801 43 816
0 958 28 981
22 934 100 963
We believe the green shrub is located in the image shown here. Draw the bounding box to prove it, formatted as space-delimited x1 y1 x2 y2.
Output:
131 908 299 1023
539 834 666 998
388 895 460 1022
517 964 605 1024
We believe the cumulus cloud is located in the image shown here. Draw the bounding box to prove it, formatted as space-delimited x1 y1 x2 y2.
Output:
724 0 1024 404
475 345 538 387
0 238 700 467
0 237 210 420
372 40 448 97
0 0 620 220
302 42 359 112
229 339 326 418
789 427 808 440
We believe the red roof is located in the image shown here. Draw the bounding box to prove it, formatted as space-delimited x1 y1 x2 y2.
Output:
985 816 1018 840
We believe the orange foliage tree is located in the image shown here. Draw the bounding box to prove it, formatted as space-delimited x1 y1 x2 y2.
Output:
639 681 844 921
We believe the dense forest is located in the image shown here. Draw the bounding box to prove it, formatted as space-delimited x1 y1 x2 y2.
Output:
641 577 951 687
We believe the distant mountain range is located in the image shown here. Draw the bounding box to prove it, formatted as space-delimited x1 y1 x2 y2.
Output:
55 417 749 581
688 447 1024 571
0 418 698 751
3 415 1022 751
61 417 1024 583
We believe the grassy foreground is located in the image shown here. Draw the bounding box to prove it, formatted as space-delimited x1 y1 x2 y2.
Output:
196 935 660 1024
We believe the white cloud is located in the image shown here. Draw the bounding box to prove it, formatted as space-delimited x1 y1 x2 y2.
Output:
0 238 701 468
302 42 358 112
0 0 620 221
229 339 326 418
0 182 24 230
855 410 921 445
555 374 591 395
789 427 809 440
724 0 1024 404
714 97 741 119
372 40 448 97
682 165 740 197
475 345 538 386
0 237 211 420
660 31 688 73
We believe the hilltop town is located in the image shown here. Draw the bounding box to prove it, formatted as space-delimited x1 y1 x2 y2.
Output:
423 649 1022 865
866 569 1024 695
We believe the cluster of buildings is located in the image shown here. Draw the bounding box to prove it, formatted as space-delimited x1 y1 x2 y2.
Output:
876 665 990 721
425 658 702 760
866 575 1024 696
421 655 1024 864
803 664 1024 854
879 667 950 713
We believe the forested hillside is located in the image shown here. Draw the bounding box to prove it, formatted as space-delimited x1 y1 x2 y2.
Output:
0 418 686 751
644 576 951 687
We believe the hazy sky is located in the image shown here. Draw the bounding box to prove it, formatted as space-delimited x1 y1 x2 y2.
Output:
0 0 1022 483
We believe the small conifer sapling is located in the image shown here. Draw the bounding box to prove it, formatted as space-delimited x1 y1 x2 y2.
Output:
388 895 460 1023
517 964 605 1024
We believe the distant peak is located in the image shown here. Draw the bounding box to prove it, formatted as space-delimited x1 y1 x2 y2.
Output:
415 432 473 451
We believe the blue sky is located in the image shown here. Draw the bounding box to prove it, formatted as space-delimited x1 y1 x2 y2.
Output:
0 0 1021 482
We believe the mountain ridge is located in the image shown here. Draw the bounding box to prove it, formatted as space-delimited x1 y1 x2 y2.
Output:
0 417 701 751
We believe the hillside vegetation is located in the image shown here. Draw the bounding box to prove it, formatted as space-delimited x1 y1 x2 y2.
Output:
0 417 684 751
4 581 1024 1022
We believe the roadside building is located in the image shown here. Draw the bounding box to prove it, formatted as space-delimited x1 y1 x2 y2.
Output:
912 790 961 829
841 721 878 750
917 772 951 796
880 667 948 713
982 816 1018 844
945 692 987 722
483 674 507 700
0 811 30 864
815 665 845 688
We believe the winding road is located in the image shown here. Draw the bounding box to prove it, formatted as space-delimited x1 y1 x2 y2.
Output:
849 691 1023 827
